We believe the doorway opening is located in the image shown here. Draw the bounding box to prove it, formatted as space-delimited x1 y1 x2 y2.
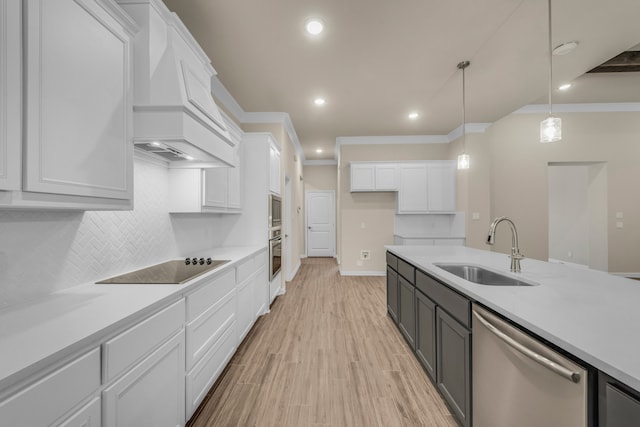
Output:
547 162 608 271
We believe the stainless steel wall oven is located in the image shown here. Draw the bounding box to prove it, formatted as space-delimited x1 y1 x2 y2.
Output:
269 227 282 280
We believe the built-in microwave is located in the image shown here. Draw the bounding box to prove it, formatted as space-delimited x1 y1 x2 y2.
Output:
269 194 281 228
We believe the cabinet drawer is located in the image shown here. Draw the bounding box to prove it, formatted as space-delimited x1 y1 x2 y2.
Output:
186 288 236 370
57 396 101 427
236 256 256 285
186 320 237 419
103 299 184 383
397 258 415 283
0 348 100 426
187 268 235 321
386 252 398 271
416 270 470 328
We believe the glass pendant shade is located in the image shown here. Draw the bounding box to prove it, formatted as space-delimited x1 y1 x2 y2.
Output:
457 153 470 170
540 116 562 143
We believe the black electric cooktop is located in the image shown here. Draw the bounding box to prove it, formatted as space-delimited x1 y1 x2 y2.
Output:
96 259 230 284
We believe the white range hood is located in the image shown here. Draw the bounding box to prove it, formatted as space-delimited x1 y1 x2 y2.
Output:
117 0 235 167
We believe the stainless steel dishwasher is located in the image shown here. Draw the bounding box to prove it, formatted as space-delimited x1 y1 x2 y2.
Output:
472 303 588 427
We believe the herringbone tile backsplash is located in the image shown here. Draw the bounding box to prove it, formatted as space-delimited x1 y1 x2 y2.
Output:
0 158 228 309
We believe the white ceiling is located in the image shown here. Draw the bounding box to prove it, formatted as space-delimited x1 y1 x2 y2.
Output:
163 0 640 161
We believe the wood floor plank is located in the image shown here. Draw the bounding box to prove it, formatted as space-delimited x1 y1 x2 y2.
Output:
188 258 459 427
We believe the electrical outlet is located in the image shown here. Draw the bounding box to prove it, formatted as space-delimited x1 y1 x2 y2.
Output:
356 260 363 266
360 250 371 260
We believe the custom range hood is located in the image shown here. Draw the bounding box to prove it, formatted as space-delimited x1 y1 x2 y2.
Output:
117 0 235 167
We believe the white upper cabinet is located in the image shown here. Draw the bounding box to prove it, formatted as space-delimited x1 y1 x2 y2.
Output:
350 162 398 192
397 163 429 213
0 0 21 191
269 144 281 195
351 163 375 191
23 0 135 202
397 161 456 214
426 161 456 212
375 163 398 191
0 0 137 209
168 114 242 214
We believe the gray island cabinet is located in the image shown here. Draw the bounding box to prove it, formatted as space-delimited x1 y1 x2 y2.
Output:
386 252 471 427
386 246 640 427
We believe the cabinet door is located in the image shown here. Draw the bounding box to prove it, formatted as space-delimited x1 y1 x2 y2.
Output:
397 164 428 213
436 307 470 427
350 164 375 191
103 331 185 427
375 163 398 190
24 0 133 200
0 0 21 190
269 145 281 195
237 273 256 342
398 275 416 349
227 158 242 210
416 291 436 380
427 162 456 212
600 374 640 427
203 167 228 208
386 266 398 323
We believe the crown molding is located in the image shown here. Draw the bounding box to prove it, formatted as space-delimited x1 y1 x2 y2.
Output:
514 102 640 114
210 77 306 162
303 160 338 166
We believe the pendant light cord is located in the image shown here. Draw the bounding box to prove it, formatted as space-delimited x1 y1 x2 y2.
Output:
457 61 470 153
548 0 553 117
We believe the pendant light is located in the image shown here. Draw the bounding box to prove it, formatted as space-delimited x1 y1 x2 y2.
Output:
457 60 470 170
540 0 561 142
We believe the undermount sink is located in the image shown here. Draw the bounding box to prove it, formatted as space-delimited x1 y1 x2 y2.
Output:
434 264 537 287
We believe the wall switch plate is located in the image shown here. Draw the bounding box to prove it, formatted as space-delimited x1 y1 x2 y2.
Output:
616 212 624 219
360 222 366 229
360 250 371 260
472 212 480 220
356 260 363 266
616 221 624 229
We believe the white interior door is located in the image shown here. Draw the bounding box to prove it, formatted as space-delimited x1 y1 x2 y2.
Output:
306 191 335 257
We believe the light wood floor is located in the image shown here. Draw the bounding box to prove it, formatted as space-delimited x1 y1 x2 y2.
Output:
188 257 458 427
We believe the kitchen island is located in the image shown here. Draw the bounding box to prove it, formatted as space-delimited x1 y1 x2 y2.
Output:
386 245 640 426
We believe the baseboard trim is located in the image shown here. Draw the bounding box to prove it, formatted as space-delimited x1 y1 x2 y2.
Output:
611 272 640 279
339 270 386 277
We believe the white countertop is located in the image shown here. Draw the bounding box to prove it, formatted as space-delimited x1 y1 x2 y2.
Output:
0 245 266 391
386 245 640 392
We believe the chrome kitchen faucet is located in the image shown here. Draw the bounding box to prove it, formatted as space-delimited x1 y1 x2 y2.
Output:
486 216 524 273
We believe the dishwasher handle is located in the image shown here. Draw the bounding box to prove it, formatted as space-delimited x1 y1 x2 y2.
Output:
472 310 581 384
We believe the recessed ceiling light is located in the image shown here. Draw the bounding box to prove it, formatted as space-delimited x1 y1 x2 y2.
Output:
558 83 572 91
408 112 419 120
314 97 326 106
305 18 324 35
316 148 323 153
553 41 579 56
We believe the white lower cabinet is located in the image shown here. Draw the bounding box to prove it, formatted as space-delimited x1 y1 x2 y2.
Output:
57 397 101 427
185 321 237 419
184 267 239 419
236 250 268 343
0 252 267 427
0 348 100 426
103 331 186 427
